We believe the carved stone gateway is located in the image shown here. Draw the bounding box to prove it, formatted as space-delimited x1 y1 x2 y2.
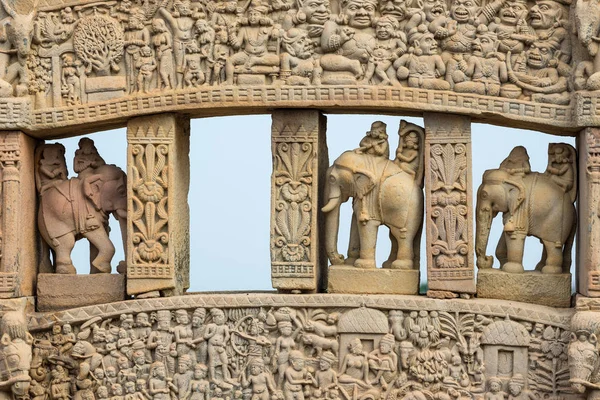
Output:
4 0 600 397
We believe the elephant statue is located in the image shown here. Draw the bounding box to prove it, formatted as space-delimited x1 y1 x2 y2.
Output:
475 144 577 274
35 140 127 274
0 310 32 400
321 120 424 270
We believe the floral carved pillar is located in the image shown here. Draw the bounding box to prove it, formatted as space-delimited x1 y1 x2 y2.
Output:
126 114 190 297
271 110 328 292
578 128 600 296
0 132 37 298
423 113 476 296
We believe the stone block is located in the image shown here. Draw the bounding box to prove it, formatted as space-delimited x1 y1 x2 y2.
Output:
37 273 125 312
477 269 572 308
327 265 419 294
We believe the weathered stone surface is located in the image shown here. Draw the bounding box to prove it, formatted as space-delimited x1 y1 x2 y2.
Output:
327 265 419 294
37 273 125 311
271 110 328 292
127 114 190 296
477 269 572 307
424 113 475 295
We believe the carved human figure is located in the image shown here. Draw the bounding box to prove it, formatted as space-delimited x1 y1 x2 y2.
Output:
529 0 570 67
485 377 505 400
274 321 300 388
378 0 424 32
172 355 194 400
241 358 277 400
395 129 420 178
544 143 576 194
507 374 535 400
204 309 234 385
394 25 451 90
195 19 215 84
149 362 175 400
355 121 390 159
280 28 322 86
338 339 370 388
36 143 68 193
282 0 331 50
367 334 397 388
225 1 281 84
319 0 378 82
488 0 532 56
124 8 151 94
184 50 206 87
152 19 176 90
134 313 152 342
134 46 157 93
362 16 406 85
453 27 508 96
313 351 338 398
191 309 208 365
283 351 314 400
507 40 568 104
173 310 195 362
147 311 174 361
61 54 81 106
159 0 198 88
190 364 210 400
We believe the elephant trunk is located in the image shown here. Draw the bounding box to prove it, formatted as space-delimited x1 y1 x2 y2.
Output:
475 200 494 269
321 182 345 265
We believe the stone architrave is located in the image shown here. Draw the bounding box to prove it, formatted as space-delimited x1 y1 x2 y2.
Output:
578 128 600 296
126 114 190 296
423 113 476 295
270 110 328 292
0 132 37 298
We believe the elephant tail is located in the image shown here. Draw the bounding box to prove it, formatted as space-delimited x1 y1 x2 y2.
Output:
562 218 576 273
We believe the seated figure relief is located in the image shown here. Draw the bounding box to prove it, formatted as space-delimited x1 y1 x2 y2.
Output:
9 0 592 108
475 143 577 274
35 138 127 274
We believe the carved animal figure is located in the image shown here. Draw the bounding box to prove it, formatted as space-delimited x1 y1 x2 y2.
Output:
322 121 424 270
36 157 128 275
475 144 576 274
0 310 33 400
301 333 339 357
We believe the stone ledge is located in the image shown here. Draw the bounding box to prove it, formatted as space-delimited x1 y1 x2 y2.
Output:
327 265 420 295
37 273 126 312
477 268 572 308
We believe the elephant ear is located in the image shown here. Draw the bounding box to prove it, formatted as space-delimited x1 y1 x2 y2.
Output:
353 171 376 199
83 174 105 211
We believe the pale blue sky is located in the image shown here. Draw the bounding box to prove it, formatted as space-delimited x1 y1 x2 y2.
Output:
56 114 576 292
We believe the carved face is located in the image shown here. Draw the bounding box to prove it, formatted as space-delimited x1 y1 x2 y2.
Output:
178 359 190 373
194 367 207 379
319 360 331 371
416 33 438 54
489 381 501 393
291 357 305 370
250 364 262 375
508 383 522 396
175 1 192 16
450 0 479 23
472 34 496 56
568 335 598 393
286 31 313 59
302 0 331 25
499 0 528 25
423 0 447 21
154 365 166 379
97 387 108 398
529 0 562 29
526 42 554 68
376 21 394 39
343 0 377 29
379 0 407 21
176 312 189 325
379 342 391 353
248 9 264 25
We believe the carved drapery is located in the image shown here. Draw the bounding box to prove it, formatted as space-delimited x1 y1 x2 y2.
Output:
127 114 190 296
271 110 327 292
424 113 475 295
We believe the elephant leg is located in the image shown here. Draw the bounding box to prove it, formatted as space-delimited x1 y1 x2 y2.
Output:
541 239 563 274
84 228 115 273
389 226 413 270
54 233 77 274
495 234 507 267
354 220 379 269
382 228 397 269
535 239 547 271
500 232 525 273
346 212 360 266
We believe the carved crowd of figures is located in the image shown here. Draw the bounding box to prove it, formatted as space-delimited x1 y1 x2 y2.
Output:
16 306 580 400
0 0 591 107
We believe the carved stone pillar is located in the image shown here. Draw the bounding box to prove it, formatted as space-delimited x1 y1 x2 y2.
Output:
578 128 600 296
271 110 328 292
126 114 190 296
0 132 37 298
423 113 476 295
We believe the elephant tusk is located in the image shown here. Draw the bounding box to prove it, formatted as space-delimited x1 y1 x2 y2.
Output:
322 196 341 213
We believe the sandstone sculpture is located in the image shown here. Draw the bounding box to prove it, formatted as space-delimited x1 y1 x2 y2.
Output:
322 120 424 270
35 138 127 274
475 144 576 274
